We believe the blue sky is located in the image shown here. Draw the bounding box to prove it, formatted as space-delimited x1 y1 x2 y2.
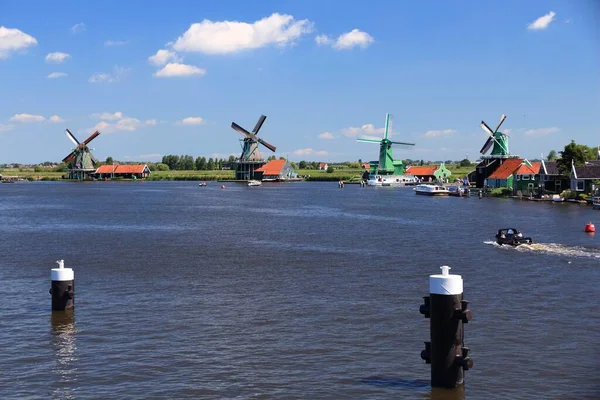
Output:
0 0 598 164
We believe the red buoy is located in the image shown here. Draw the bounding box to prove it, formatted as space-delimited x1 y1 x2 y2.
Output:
584 222 595 233
221 185 226 189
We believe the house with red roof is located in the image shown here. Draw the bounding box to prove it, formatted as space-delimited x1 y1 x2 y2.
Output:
485 158 523 189
513 161 541 196
254 159 298 181
318 162 328 170
406 163 453 182
94 164 151 180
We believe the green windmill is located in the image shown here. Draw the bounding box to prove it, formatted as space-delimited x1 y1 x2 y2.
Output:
479 113 510 156
356 113 415 175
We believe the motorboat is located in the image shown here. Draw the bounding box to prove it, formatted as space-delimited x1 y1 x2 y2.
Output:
592 196 600 210
247 180 262 187
448 186 470 197
367 174 418 187
413 184 450 196
198 182 207 187
552 194 564 202
495 228 533 246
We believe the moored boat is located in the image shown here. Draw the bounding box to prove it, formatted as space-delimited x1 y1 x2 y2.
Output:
247 180 262 187
367 174 417 187
413 184 450 196
592 196 600 210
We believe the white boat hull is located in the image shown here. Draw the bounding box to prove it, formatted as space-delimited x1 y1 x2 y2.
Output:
414 184 450 196
367 175 417 187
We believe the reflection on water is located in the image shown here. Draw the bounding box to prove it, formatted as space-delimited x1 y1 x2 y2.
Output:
427 386 465 400
51 311 77 399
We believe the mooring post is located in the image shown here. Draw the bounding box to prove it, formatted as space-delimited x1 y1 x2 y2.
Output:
420 266 473 388
49 260 74 311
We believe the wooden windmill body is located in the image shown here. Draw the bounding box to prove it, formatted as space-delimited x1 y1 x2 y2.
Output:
230 115 277 180
62 129 101 180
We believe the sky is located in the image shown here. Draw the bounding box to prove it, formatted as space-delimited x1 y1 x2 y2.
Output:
0 0 599 164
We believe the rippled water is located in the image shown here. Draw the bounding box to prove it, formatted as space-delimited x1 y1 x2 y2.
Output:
0 181 598 399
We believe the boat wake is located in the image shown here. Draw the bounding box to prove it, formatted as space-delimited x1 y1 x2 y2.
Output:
484 241 600 259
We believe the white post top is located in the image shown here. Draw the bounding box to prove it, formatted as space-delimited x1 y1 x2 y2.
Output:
430 265 463 295
51 259 74 281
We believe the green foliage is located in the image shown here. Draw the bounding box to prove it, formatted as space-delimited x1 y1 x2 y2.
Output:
154 163 170 171
547 150 557 161
298 161 307 169
207 158 215 170
326 166 334 173
34 165 44 173
54 163 68 172
105 156 114 165
490 187 512 197
459 158 472 167
557 141 597 176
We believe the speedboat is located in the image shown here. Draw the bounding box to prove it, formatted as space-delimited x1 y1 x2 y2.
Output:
495 228 533 246
198 182 207 187
413 184 450 196
247 180 262 187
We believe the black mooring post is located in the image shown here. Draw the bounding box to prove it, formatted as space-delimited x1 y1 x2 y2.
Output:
49 260 75 311
420 266 473 388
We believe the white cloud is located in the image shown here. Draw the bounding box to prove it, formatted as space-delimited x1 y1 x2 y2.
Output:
424 129 456 138
527 11 556 30
9 113 45 123
0 124 14 132
318 132 335 139
524 127 560 136
49 115 64 123
342 124 385 137
172 13 313 54
91 118 141 134
45 52 70 63
123 154 162 160
145 119 158 125
0 26 38 59
47 72 67 79
70 23 86 34
148 49 180 66
104 40 129 47
89 66 130 83
179 117 204 125
154 62 206 77
316 29 374 50
93 111 124 120
293 148 329 156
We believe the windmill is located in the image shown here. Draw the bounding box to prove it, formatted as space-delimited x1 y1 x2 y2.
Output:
62 129 101 180
479 113 510 157
230 114 277 180
356 113 415 176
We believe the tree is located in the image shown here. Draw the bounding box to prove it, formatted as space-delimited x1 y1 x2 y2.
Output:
154 163 169 171
34 165 44 173
54 163 68 172
105 156 114 165
228 155 236 163
547 150 557 161
195 157 206 170
326 166 334 173
207 158 215 170
298 160 307 169
459 158 472 167
290 161 298 169
556 141 598 176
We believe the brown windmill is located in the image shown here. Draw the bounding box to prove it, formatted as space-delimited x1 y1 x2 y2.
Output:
62 129 101 180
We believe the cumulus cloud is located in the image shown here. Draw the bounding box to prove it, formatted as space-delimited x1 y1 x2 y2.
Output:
318 132 335 139
424 129 456 138
49 115 64 123
172 13 313 54
154 62 206 77
89 111 154 134
293 148 329 156
524 127 560 136
315 29 374 50
148 49 180 66
178 117 204 125
342 124 385 137
10 113 45 123
145 119 158 125
45 52 71 63
0 124 14 132
93 111 124 120
47 72 67 79
89 66 130 83
70 23 86 34
0 26 38 59
527 11 556 30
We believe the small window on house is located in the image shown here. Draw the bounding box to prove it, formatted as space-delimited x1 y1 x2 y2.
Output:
576 180 585 191
522 175 530 180
516 175 521 181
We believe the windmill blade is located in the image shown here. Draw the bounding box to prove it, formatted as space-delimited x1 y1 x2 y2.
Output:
494 113 507 133
479 137 494 154
65 129 79 145
356 138 382 143
258 138 276 152
83 130 100 145
90 153 99 165
480 121 495 137
252 115 267 134
389 140 415 146
62 152 76 164
384 113 391 140
231 122 252 137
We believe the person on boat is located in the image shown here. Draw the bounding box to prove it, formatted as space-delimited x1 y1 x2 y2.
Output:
507 229 514 235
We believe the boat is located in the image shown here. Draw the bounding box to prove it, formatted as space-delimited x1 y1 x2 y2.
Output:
448 186 470 197
413 184 450 196
552 194 564 202
198 182 207 187
367 174 418 187
593 196 600 210
247 180 262 187
495 228 533 246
